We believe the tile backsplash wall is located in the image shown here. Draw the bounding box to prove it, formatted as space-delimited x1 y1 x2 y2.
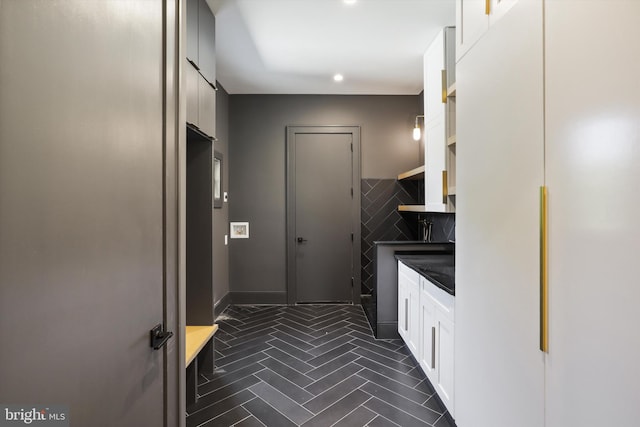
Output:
360 178 455 295
421 212 456 243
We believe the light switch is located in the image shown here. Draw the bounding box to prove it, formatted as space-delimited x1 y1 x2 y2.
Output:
223 192 228 202
224 234 228 245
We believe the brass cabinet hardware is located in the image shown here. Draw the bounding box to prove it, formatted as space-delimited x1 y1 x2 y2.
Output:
540 186 548 353
441 70 447 103
442 170 448 204
486 0 491 15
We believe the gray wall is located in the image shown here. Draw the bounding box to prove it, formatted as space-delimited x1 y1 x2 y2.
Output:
228 95 421 299
213 84 230 310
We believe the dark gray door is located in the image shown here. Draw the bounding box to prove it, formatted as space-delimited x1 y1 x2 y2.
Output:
287 127 361 303
0 2 176 426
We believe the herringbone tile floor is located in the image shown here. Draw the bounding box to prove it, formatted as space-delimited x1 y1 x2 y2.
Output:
186 305 455 427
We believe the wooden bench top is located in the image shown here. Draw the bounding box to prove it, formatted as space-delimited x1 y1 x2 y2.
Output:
185 325 218 367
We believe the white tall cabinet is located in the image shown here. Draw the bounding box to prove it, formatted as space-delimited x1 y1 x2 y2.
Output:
456 1 544 426
544 2 640 426
456 1 640 426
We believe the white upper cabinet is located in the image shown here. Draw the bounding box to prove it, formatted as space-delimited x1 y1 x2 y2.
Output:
456 0 519 61
424 30 445 122
424 27 456 212
456 0 488 62
491 0 519 23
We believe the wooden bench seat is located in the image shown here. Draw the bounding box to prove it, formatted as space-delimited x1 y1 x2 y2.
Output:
185 324 218 407
186 325 218 367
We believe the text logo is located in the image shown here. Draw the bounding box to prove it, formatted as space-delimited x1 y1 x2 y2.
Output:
0 405 68 427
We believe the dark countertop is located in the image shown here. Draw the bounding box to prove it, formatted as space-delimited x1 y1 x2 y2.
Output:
374 240 454 246
396 254 455 296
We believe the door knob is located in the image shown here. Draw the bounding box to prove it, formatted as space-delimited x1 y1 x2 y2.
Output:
150 323 173 350
297 237 308 243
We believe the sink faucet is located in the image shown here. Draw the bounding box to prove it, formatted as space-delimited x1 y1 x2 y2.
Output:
419 219 433 242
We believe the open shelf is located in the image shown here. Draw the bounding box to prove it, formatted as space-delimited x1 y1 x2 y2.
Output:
398 204 429 213
397 165 425 181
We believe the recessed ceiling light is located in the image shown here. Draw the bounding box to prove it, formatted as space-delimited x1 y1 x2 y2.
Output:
343 0 357 5
333 74 344 82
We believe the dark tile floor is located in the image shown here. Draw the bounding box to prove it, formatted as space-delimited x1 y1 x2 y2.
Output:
187 304 456 427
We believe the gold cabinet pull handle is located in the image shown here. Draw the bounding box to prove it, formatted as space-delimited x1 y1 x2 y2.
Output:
441 70 447 103
540 186 548 353
486 0 491 15
442 170 448 204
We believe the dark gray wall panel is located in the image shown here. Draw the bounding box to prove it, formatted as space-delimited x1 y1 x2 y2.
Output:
186 136 213 325
0 1 177 425
229 95 421 295
213 84 230 308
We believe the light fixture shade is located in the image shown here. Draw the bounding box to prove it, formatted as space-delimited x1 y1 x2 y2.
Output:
413 126 421 141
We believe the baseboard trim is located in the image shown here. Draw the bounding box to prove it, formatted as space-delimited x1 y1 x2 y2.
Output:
229 291 287 305
214 292 231 318
377 322 400 339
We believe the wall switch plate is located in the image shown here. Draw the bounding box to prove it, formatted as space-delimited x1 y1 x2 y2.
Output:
223 192 228 202
224 234 228 245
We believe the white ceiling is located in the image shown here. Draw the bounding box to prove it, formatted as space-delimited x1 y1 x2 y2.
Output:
207 0 455 95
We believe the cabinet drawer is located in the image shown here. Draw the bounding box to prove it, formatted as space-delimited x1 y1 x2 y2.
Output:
421 276 454 319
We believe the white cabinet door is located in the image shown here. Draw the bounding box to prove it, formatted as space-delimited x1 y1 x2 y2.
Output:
456 0 489 61
419 283 437 382
456 0 519 62
544 2 640 426
455 0 544 426
424 30 445 212
398 262 422 360
436 310 455 415
424 28 455 212
397 264 409 342
491 0 518 24
407 276 421 358
425 118 446 211
424 30 445 122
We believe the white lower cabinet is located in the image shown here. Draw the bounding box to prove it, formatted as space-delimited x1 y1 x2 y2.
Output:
434 306 455 413
419 287 437 380
399 261 455 416
398 262 421 358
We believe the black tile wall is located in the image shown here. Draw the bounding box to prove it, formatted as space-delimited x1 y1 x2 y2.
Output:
360 179 456 297
420 212 456 243
361 179 420 294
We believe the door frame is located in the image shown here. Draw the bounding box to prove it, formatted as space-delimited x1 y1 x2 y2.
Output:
164 0 182 426
285 126 361 305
